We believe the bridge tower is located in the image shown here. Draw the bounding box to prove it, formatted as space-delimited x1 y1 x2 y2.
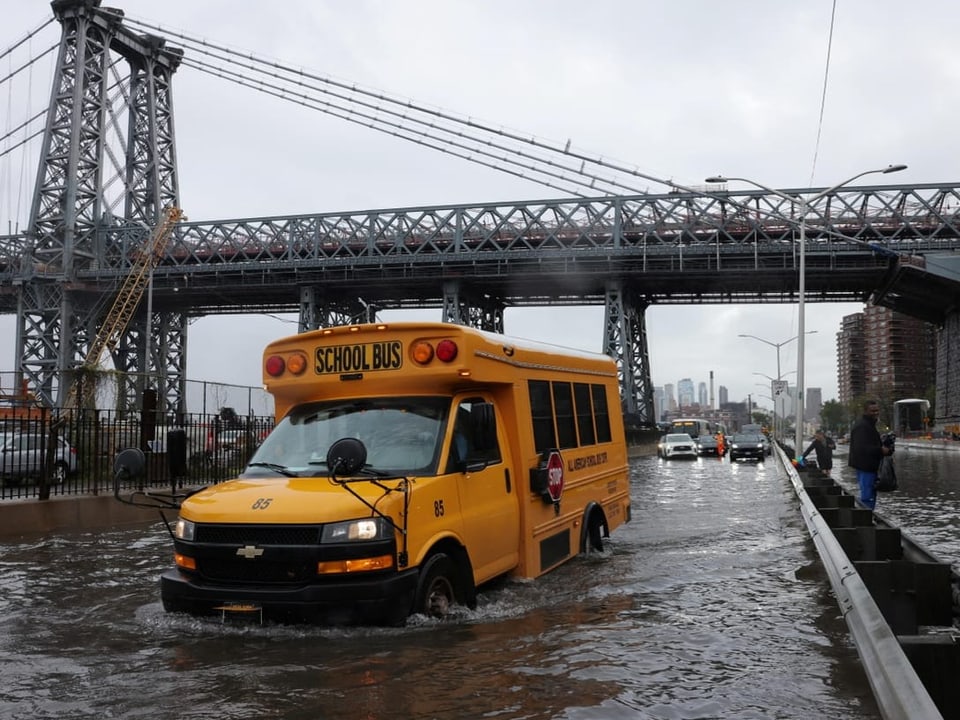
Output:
603 282 656 424
18 0 185 412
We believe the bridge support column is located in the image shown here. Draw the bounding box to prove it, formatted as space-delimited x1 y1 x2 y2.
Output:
115 310 188 416
603 281 655 425
442 281 504 332
299 287 378 331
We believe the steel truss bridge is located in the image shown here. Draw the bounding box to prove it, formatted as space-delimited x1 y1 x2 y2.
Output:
3 0 960 424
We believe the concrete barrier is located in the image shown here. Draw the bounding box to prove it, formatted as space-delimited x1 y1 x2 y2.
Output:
0 493 164 539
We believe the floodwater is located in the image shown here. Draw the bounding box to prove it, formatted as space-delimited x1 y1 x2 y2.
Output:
832 444 960 565
1 452 914 720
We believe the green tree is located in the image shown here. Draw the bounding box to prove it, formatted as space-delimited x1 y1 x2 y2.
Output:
751 409 771 427
819 400 846 435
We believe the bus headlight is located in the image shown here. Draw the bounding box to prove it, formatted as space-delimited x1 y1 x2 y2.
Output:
175 518 196 541
321 518 384 542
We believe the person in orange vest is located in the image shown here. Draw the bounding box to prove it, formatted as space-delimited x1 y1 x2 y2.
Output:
715 431 725 457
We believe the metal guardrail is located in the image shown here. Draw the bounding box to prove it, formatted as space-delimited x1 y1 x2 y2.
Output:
776 445 944 720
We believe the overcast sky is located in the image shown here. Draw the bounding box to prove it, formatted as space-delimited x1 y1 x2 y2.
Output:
1 1 955 410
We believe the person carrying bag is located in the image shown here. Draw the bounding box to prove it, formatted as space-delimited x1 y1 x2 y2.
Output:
876 433 897 492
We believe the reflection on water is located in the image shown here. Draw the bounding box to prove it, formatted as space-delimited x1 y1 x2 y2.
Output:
0 455 886 719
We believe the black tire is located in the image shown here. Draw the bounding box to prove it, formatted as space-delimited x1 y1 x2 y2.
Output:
414 553 459 618
582 510 606 553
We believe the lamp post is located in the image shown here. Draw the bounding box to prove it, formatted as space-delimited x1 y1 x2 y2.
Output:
740 333 810 440
709 164 908 454
738 333 810 386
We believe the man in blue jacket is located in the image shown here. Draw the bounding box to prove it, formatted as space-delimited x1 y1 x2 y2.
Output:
847 399 891 510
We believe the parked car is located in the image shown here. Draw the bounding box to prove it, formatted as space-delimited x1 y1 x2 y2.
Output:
728 433 766 462
0 433 78 484
205 429 252 454
696 434 721 456
658 433 699 460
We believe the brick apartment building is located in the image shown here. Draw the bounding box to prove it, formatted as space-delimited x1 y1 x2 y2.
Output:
836 305 936 404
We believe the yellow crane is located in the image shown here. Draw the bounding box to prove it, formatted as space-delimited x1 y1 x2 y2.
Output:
64 206 184 409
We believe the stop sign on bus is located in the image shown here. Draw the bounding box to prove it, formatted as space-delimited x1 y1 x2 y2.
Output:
546 450 564 503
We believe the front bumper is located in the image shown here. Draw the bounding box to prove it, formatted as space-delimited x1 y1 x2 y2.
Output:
160 566 419 624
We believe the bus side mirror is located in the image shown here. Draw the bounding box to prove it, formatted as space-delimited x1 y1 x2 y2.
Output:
113 447 146 498
327 437 368 476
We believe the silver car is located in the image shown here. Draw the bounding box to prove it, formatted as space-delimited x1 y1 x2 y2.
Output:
0 434 78 484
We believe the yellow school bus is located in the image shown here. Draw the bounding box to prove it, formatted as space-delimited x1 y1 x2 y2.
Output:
160 322 631 624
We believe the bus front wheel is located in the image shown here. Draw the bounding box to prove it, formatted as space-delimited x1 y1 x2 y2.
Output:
415 553 458 618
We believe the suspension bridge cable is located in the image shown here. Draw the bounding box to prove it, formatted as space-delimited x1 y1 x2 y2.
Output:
0 16 55 64
0 110 45 149
165 35 644 197
179 57 594 198
123 16 673 193
0 43 56 89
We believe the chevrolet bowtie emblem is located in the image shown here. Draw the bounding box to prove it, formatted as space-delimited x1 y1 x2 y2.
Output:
236 545 264 559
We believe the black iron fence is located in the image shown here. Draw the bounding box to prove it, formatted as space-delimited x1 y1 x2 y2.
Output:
0 408 275 501
0 371 275 417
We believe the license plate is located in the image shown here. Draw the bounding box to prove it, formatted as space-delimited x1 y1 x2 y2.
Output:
213 603 261 614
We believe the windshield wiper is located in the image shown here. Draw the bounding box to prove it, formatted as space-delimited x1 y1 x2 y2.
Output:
309 457 393 478
246 462 298 477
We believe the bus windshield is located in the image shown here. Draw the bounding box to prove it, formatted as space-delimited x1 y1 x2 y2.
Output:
244 396 450 477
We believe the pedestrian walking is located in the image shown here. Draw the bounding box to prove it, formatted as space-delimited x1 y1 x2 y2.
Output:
847 399 892 510
802 429 836 476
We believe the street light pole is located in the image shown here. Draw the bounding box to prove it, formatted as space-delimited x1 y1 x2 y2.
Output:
738 333 806 388
710 164 907 454
738 333 813 439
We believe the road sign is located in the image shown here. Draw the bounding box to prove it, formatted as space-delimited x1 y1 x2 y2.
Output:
772 380 789 397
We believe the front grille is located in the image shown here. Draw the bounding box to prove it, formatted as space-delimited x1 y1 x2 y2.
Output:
197 558 314 584
195 524 322 545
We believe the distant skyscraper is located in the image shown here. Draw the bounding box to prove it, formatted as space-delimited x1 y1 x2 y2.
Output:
654 386 665 422
664 383 676 411
718 385 728 406
697 381 708 408
677 378 695 408
805 387 822 423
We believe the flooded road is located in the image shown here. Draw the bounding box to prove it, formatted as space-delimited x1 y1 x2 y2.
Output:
832 444 960 564
1 454 886 719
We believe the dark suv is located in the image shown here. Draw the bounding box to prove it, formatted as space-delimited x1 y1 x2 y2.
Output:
728 433 765 462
